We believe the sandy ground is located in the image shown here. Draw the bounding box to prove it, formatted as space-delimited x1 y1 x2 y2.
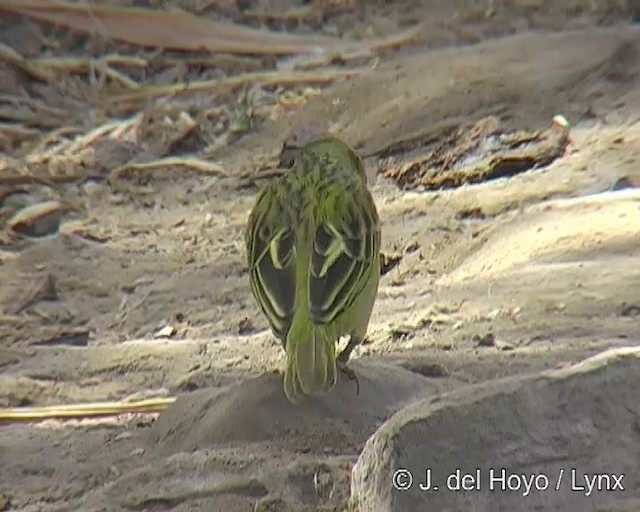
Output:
1 1 640 511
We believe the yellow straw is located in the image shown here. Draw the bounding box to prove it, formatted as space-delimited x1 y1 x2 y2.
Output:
0 397 176 423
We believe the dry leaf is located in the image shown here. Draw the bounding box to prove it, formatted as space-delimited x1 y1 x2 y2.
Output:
0 0 357 56
7 200 66 237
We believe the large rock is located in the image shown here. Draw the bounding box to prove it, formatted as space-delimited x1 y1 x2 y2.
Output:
350 347 640 512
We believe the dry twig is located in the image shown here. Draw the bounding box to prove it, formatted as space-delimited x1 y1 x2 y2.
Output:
0 41 54 83
109 156 226 183
110 66 368 103
0 397 176 423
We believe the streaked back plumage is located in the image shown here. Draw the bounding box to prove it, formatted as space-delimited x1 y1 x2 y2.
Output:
245 136 381 403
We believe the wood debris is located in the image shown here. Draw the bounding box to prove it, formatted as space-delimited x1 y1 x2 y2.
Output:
381 115 572 190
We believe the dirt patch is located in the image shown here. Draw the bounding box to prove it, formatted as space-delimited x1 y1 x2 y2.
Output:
1 1 640 511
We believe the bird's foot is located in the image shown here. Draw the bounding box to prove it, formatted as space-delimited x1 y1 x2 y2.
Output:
338 360 360 396
337 335 363 365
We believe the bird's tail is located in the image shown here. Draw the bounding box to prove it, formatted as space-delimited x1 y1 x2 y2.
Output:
284 321 337 404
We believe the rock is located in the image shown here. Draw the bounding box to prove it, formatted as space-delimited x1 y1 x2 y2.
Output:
154 325 176 338
350 347 640 512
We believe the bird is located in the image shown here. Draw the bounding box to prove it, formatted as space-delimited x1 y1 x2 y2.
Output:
245 135 381 404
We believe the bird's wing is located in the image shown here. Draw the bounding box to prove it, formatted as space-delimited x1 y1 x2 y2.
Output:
309 184 380 325
245 184 296 340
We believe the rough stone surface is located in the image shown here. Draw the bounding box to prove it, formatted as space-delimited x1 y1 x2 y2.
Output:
351 347 640 512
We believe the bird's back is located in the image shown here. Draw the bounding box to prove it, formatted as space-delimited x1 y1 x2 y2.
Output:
245 136 380 402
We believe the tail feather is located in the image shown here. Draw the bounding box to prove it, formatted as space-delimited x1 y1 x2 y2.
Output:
284 325 337 403
284 351 305 405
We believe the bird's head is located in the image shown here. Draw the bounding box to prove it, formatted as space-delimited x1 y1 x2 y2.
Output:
295 136 368 184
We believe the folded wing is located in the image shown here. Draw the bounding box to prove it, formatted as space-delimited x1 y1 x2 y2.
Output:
245 185 296 341
309 185 380 325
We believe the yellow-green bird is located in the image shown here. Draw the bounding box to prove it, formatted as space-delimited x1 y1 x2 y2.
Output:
245 136 381 404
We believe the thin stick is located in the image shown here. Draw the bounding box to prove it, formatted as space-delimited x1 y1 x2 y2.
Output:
34 54 149 71
0 123 40 138
0 41 54 83
0 397 176 423
110 66 368 102
0 94 69 118
31 113 143 159
110 156 227 181
102 64 141 89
